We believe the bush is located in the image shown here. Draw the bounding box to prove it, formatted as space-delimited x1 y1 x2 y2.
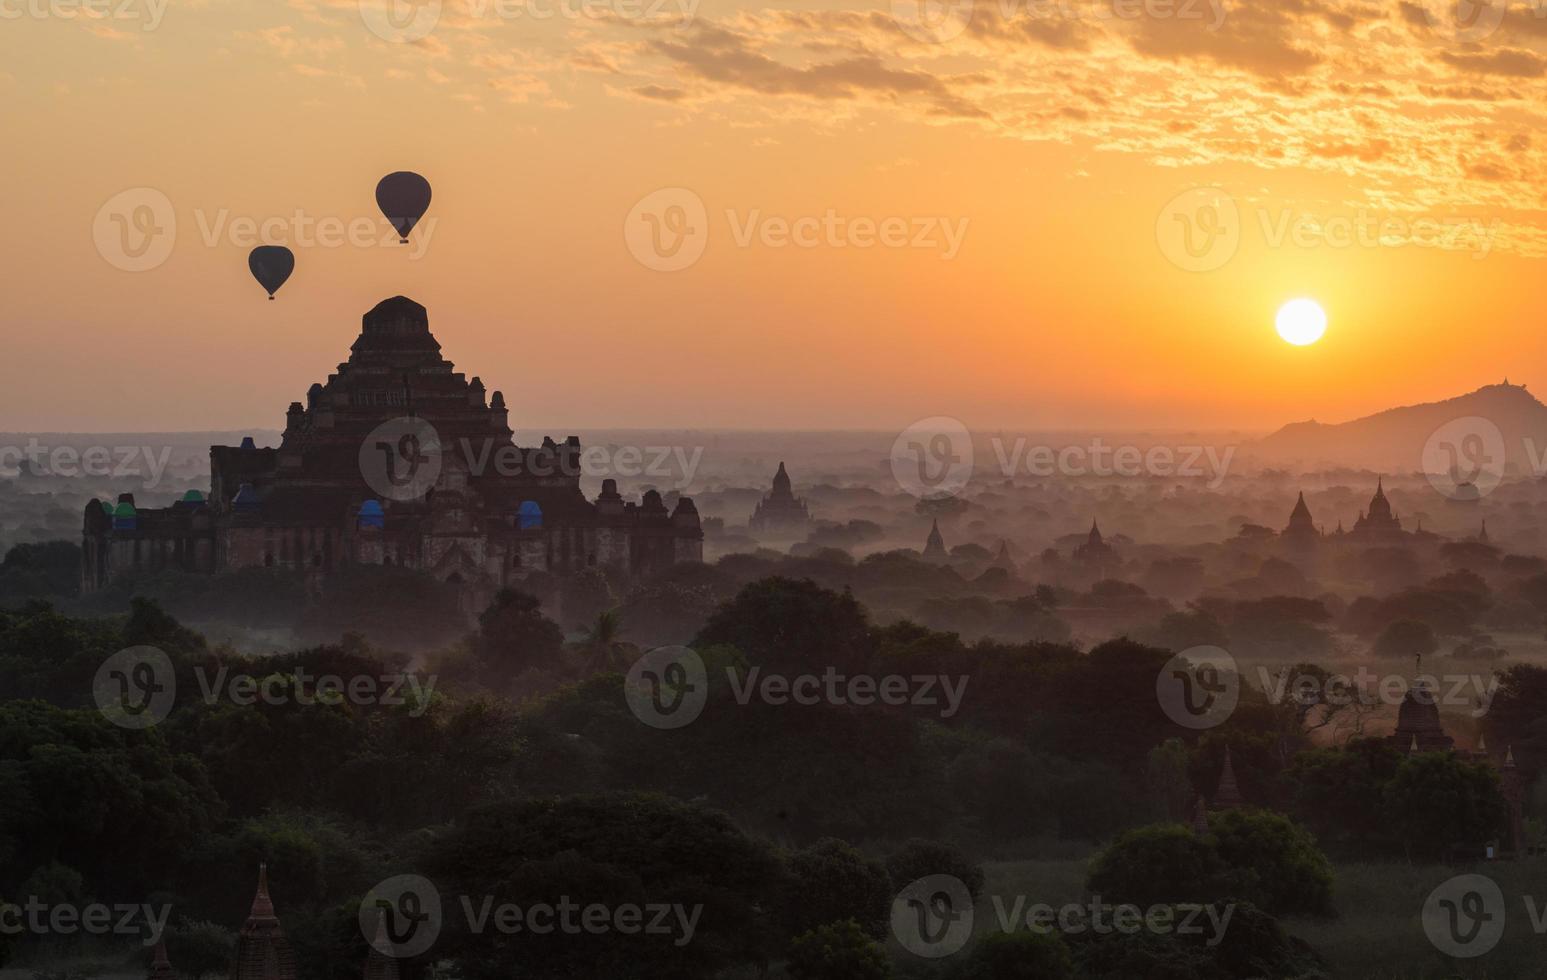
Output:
957 930 1073 980
1086 825 1224 908
786 920 892 980
885 839 984 899
1207 809 1335 917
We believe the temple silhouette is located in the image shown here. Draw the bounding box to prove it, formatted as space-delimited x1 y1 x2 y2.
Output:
748 461 810 533
81 297 703 610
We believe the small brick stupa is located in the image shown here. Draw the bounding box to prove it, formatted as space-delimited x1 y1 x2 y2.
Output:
234 864 298 980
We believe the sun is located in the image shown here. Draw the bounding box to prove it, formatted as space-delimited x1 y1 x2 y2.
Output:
1276 298 1327 346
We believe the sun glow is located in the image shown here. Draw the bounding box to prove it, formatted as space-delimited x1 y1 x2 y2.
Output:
1276 299 1328 347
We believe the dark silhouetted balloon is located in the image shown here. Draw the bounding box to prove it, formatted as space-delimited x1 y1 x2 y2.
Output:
375 171 432 244
248 246 295 300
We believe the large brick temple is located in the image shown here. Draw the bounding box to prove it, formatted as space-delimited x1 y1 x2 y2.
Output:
82 296 703 607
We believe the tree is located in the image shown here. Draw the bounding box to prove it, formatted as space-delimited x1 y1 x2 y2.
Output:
1086 825 1224 909
164 920 236 980
1285 738 1404 852
1206 808 1335 917
560 567 615 631
785 920 891 980
1145 738 1194 824
695 578 872 675
427 794 787 980
783 838 894 939
577 609 634 675
1372 619 1438 660
476 588 564 676
1384 752 1508 860
0 541 81 600
884 839 984 900
959 930 1073 980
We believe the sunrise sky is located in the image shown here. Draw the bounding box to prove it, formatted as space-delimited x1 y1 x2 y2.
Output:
4 0 1547 433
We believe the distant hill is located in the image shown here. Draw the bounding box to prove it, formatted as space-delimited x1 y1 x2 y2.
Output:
1254 382 1547 473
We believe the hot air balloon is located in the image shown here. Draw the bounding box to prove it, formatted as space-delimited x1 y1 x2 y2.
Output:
375 171 432 244
248 245 295 300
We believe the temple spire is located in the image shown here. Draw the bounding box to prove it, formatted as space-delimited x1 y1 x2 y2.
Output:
147 939 175 980
248 863 277 922
1211 746 1244 810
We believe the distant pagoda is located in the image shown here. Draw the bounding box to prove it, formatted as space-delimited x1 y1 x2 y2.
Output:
1351 478 1403 540
922 519 949 562
749 462 811 532
1281 491 1321 548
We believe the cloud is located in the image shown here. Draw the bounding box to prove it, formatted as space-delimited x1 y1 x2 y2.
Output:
1440 47 1547 76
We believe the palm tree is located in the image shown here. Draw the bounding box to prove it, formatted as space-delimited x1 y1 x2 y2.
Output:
579 610 634 675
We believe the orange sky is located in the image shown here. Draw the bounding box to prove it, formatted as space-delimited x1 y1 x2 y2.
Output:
3 0 1546 433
